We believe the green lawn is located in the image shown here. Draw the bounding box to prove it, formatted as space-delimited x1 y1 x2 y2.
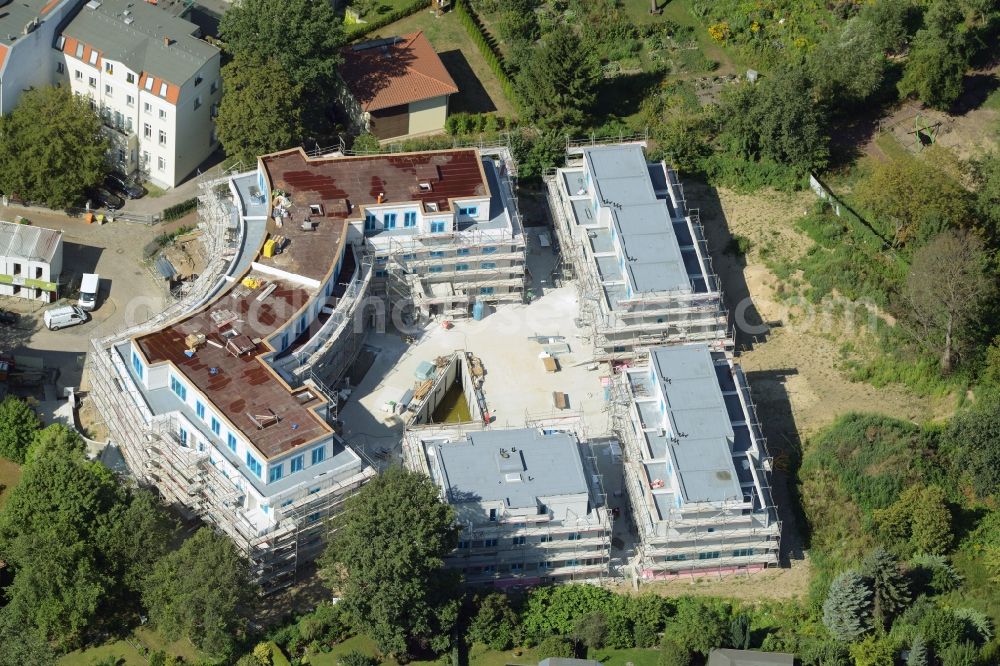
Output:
0 457 21 510
365 9 517 117
59 628 205 666
587 647 660 666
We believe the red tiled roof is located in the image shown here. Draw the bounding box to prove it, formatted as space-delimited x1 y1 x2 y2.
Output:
340 32 459 112
0 44 7 72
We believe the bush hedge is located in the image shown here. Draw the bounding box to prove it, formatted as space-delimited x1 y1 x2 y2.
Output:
161 198 198 222
453 0 519 114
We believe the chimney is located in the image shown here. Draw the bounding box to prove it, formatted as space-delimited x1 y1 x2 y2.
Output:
163 36 171 47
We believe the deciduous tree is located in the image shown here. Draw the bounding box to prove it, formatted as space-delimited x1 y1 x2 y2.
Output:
897 0 969 110
0 86 107 208
942 401 1000 498
900 229 992 373
143 527 256 658
662 598 730 658
718 66 830 174
823 570 873 641
216 54 305 165
321 467 461 659
0 396 40 463
468 593 519 651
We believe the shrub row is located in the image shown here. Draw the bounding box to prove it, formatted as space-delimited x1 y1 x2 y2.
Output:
346 0 431 39
162 198 198 222
444 112 514 136
453 0 519 113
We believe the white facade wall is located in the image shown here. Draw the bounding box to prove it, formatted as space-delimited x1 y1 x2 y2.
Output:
59 46 219 188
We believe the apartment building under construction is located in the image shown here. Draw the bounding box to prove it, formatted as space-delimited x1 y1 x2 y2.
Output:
610 344 780 579
404 424 612 586
547 143 730 361
89 145 520 592
359 146 526 319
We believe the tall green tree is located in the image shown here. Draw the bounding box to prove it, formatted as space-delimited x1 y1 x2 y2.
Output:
468 593 519 651
0 396 40 463
143 527 256 658
216 53 305 164
822 570 873 642
0 609 55 666
514 25 602 129
0 86 107 208
862 548 911 628
25 423 84 465
942 401 1000 498
662 598 730 658
321 467 461 659
873 485 954 556
908 634 930 666
719 66 830 173
219 0 343 133
899 229 992 373
898 0 969 110
0 448 123 646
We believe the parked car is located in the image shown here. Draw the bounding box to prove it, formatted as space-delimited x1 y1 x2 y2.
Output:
0 309 17 325
86 187 125 211
105 173 144 199
43 305 87 331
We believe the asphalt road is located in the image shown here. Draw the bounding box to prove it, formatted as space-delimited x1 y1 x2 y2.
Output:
1 205 180 390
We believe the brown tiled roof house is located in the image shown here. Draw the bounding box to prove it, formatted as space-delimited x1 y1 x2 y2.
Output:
340 32 459 140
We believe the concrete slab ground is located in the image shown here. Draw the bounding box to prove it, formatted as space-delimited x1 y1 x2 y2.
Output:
340 235 613 468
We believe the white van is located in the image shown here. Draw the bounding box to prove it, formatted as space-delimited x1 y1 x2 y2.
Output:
78 273 100 311
43 305 88 331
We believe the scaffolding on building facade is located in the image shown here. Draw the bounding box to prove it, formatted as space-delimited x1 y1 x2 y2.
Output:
606 363 781 581
403 418 614 585
87 169 374 594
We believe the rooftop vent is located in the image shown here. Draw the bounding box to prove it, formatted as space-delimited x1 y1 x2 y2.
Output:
86 0 102 9
504 473 522 483
418 182 432 192
124 16 134 24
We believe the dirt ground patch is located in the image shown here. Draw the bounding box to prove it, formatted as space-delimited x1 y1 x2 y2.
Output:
866 69 1000 162
612 561 813 602
695 181 951 437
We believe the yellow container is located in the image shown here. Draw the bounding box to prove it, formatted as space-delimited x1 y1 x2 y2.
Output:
262 239 276 258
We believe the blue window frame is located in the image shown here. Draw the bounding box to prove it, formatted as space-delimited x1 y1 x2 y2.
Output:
666 554 687 561
290 455 304 473
479 262 496 270
698 551 721 560
307 512 320 523
179 427 188 446
375 269 388 278
732 548 755 557
195 401 205 419
429 266 443 273
170 375 186 400
384 212 397 229
482 246 498 254
281 332 289 350
404 211 417 227
364 212 376 231
430 221 445 233
269 464 283 483
375 255 387 264
455 263 469 271
131 352 144 379
227 432 237 453
457 248 470 256
246 452 262 478
281 499 294 507
458 206 478 217
211 417 221 436
429 250 445 258
402 253 416 260
311 446 325 465
480 287 495 295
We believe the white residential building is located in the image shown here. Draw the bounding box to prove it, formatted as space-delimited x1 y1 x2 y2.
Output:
404 425 612 586
0 220 63 302
0 0 82 116
613 344 780 579
57 0 220 187
548 143 730 360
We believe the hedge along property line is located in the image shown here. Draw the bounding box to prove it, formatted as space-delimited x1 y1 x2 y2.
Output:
453 0 521 114
346 0 432 40
162 198 199 222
